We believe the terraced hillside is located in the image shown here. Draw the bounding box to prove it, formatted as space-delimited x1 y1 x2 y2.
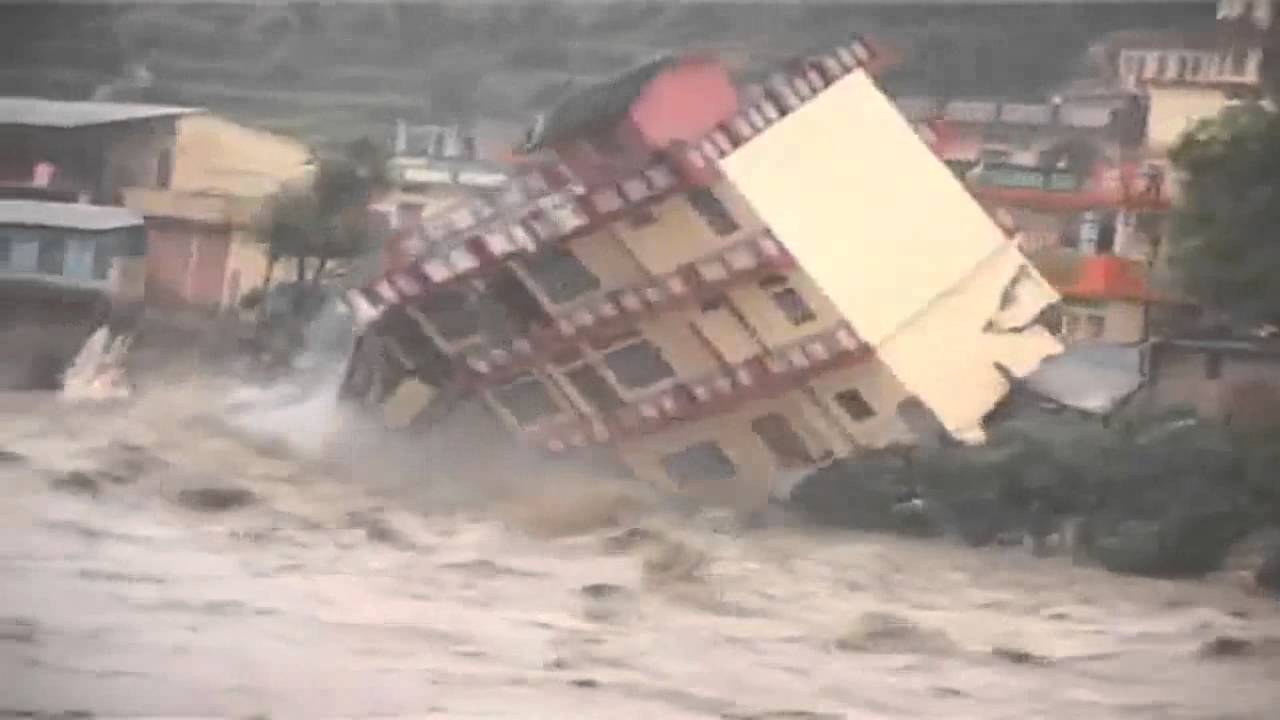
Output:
1 2 1210 149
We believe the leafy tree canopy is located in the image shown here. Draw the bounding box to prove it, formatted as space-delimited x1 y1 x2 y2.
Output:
1169 103 1280 326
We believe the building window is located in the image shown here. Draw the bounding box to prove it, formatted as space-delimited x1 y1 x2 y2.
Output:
835 388 876 422
37 235 66 275
492 375 561 427
603 339 676 390
63 236 96 281
521 245 601 304
771 287 817 325
661 441 737 487
1206 352 1223 380
93 243 112 280
1084 315 1105 339
0 235 10 269
751 413 816 466
625 205 658 228
688 188 739 236
564 362 624 412
760 275 816 325
420 288 480 340
156 149 173 189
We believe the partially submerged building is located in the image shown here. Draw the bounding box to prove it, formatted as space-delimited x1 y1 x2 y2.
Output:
341 36 1062 505
122 113 313 311
0 200 147 387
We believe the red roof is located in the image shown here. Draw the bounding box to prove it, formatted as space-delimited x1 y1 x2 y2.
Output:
1060 255 1155 302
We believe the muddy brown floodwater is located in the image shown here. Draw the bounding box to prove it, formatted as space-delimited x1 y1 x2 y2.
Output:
2 376 1279 719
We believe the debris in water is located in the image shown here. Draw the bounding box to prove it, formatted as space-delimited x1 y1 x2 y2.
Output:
834 611 956 655
580 583 627 600
177 486 258 512
60 326 132 402
641 535 709 584
0 617 37 644
991 645 1052 665
1198 636 1254 658
50 470 100 497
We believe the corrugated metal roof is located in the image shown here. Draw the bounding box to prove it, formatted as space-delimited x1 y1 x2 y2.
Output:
0 96 200 129
0 200 143 231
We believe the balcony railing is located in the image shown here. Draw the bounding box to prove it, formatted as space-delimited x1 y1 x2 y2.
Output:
351 33 876 322
519 323 867 451
455 230 794 383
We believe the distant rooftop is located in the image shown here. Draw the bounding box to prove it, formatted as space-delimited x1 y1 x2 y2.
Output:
522 54 677 152
0 96 200 129
0 200 143 231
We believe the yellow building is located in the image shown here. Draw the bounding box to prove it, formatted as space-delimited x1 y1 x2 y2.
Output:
343 37 1061 507
123 114 312 310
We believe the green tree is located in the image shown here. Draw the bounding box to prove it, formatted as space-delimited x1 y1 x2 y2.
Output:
258 137 388 291
1169 104 1280 325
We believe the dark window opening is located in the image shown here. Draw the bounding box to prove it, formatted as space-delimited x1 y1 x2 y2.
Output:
420 288 480 340
770 287 817 325
493 375 560 426
521 245 601 304
565 363 624 412
92 243 112 280
661 441 737 487
0 235 10 268
758 273 788 289
604 340 675 389
1206 352 1223 380
700 295 725 312
1085 315 1106 339
688 188 739 236
488 268 550 335
625 205 658 228
751 413 816 466
835 388 876 422
156 149 173 189
37 235 65 275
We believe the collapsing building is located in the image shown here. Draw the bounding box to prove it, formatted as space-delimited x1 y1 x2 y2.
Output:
339 35 1063 506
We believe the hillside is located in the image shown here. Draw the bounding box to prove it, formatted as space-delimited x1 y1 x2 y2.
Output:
0 2 1212 150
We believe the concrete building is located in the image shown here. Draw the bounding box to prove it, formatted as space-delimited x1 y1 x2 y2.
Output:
123 114 313 311
0 200 147 387
0 96 197 204
1108 0 1275 155
1137 335 1280 426
341 36 1062 507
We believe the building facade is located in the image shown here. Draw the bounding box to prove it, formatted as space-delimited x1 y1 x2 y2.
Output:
341 37 1062 507
123 114 313 311
0 97 195 204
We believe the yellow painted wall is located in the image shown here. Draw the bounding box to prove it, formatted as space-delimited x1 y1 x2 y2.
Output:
1146 85 1231 153
630 313 721 387
805 358 917 449
564 228 650 294
171 114 312 196
123 115 315 309
616 389 842 509
726 271 844 348
613 180 762 275
690 301 762 364
719 69 1061 442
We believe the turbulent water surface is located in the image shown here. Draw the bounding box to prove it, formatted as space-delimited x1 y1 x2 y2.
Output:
2 375 1279 719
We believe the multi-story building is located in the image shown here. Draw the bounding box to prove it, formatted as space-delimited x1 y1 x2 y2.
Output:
340 36 1062 507
1107 0 1275 155
0 96 196 204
